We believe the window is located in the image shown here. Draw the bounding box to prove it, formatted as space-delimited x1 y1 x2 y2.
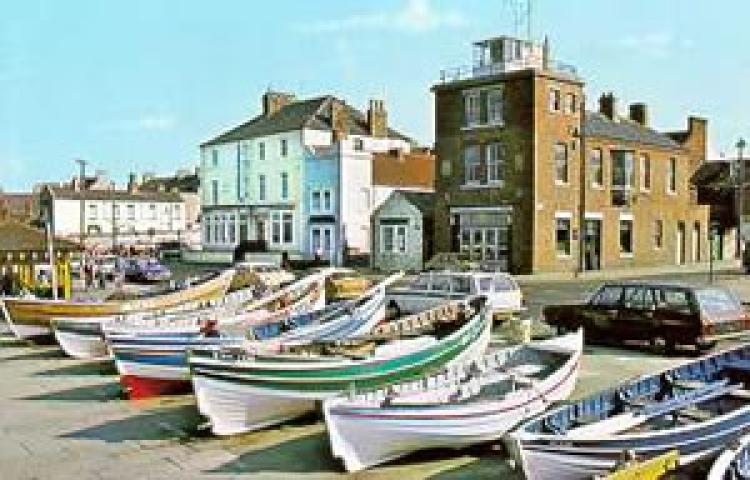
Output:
211 149 218 166
280 139 288 157
619 219 633 255
323 190 332 211
281 172 289 200
548 88 561 112
564 93 577 114
554 142 568 184
592 285 624 307
640 154 651 191
211 180 219 205
259 142 265 161
668 157 677 193
380 224 407 253
88 204 98 220
464 145 481 184
204 220 211 244
259 175 266 201
271 212 281 244
487 89 504 125
149 204 157 220
464 91 480 127
127 204 135 220
311 191 321 211
612 151 635 188
486 143 504 184
174 204 181 220
113 204 120 220
228 215 236 244
555 217 571 256
654 219 663 249
590 149 603 187
354 138 364 151
282 212 293 244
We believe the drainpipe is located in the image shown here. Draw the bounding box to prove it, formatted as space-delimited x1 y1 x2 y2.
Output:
576 94 587 276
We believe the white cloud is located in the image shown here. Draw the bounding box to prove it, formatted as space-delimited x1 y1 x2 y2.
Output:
95 113 177 133
618 32 693 57
294 0 466 34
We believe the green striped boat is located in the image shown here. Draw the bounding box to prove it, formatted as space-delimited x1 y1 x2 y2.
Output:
188 297 492 435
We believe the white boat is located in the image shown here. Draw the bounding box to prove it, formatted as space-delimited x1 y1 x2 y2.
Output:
708 432 750 480
189 297 492 436
323 329 583 472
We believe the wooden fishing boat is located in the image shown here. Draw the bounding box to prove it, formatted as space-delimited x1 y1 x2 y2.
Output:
51 283 265 360
106 272 331 399
708 432 750 480
2 269 235 340
189 296 492 436
506 342 750 480
323 329 583 472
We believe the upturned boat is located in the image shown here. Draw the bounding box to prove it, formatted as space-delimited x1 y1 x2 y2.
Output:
323 329 583 472
1 269 235 340
708 432 750 480
51 283 265 360
506 341 750 480
106 272 330 399
189 296 492 436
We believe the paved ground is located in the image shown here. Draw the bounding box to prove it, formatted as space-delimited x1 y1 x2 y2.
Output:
1 269 749 479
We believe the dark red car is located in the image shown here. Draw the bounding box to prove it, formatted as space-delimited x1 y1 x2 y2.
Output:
544 281 750 352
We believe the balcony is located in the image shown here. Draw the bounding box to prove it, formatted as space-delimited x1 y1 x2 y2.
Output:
439 60 578 84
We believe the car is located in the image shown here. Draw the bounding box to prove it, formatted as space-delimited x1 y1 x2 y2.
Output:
123 258 172 283
544 281 750 352
386 270 524 320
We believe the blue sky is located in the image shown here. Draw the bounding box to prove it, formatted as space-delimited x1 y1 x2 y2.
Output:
2 0 749 191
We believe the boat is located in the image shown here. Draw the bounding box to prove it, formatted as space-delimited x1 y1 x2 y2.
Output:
323 329 582 472
106 271 330 399
708 433 750 480
1 269 235 340
189 296 492 436
51 282 265 360
506 342 750 480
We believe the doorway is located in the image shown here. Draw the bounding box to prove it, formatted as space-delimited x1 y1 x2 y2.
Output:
676 222 686 265
583 219 602 271
310 226 335 260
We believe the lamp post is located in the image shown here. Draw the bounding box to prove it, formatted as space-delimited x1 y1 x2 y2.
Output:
736 138 746 262
74 158 88 275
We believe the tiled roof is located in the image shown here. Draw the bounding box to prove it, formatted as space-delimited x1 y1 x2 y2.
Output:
399 191 435 215
140 174 199 194
48 187 182 203
202 96 411 147
372 149 435 189
0 222 78 252
584 111 681 149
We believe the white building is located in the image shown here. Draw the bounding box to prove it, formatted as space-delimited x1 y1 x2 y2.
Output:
40 183 187 251
200 92 413 263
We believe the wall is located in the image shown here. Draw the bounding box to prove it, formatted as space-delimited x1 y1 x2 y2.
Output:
371 193 424 271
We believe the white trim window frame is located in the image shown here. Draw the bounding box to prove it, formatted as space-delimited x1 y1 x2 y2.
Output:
311 190 322 213
619 213 634 257
589 148 603 188
640 153 651 192
463 91 481 128
667 157 677 194
486 88 504 126
464 145 482 185
554 142 569 185
548 87 561 113
486 142 504 185
380 223 408 254
554 212 572 257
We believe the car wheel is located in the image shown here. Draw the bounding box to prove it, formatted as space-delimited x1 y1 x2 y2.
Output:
386 300 401 321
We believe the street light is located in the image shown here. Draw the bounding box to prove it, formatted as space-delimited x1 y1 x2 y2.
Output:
736 138 746 261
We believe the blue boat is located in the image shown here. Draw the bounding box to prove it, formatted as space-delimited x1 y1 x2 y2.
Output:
507 342 750 480
708 431 750 480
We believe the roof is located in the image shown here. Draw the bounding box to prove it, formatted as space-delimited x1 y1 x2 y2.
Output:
47 187 182 203
202 96 411 147
372 149 435 190
399 191 435 215
601 280 700 290
140 174 199 194
584 111 681 149
0 222 78 252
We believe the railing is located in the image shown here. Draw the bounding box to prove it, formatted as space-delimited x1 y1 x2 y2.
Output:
439 60 578 83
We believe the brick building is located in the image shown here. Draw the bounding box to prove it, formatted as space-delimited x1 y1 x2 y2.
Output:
432 35 709 274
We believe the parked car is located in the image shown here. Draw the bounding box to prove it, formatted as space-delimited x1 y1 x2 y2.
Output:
386 270 523 320
544 281 750 351
123 258 172 283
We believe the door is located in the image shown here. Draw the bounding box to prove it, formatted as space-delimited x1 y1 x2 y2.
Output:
583 219 602 271
676 222 686 265
310 226 335 260
256 220 266 244
653 287 696 345
617 285 658 341
581 284 624 337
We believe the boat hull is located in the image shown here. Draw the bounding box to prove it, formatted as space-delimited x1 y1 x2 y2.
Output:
325 331 582 472
52 318 110 359
190 303 492 436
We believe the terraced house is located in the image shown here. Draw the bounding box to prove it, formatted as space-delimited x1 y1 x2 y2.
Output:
433 35 709 274
200 92 413 263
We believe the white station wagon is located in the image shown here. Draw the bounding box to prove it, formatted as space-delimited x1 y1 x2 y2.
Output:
386 271 523 319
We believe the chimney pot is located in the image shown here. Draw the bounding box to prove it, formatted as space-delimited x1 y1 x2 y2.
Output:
367 98 388 138
599 92 618 120
262 91 295 117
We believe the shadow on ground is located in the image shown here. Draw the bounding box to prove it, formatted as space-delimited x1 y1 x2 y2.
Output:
20 381 123 401
427 445 520 480
61 404 201 443
34 360 116 377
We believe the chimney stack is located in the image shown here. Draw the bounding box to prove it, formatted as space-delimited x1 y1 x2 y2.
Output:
262 91 295 117
367 99 388 138
629 103 648 127
331 100 349 141
599 92 618 120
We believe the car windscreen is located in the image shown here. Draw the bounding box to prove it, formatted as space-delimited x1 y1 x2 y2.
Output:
492 276 517 292
695 288 742 315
